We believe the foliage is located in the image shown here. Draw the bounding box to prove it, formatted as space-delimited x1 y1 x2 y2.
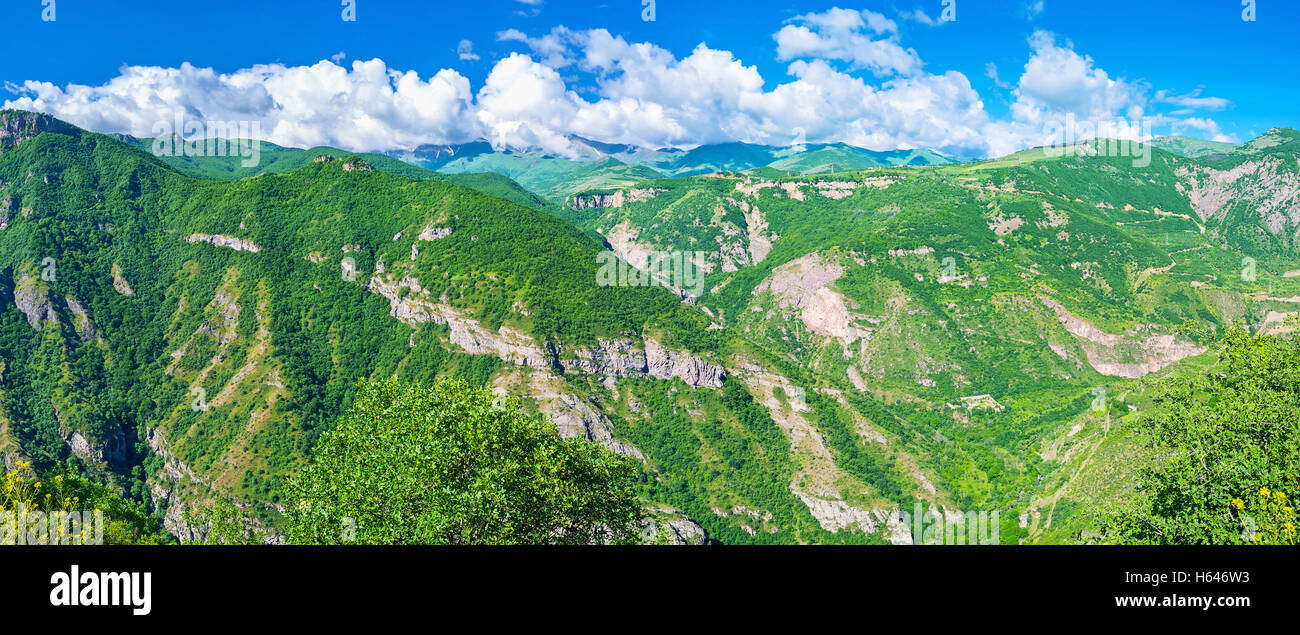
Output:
1100 330 1300 544
1231 487 1296 545
1 460 166 544
285 379 644 545
181 497 275 545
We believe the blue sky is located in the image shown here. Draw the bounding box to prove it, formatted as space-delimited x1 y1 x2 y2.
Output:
1 0 1295 157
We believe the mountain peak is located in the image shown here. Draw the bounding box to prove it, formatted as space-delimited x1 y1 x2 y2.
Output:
1233 127 1300 155
0 109 78 150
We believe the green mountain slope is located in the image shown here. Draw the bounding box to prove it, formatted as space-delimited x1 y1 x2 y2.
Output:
1151 135 1236 158
0 110 939 545
10 109 1294 545
390 149 666 201
390 139 953 201
556 131 1300 542
114 134 553 212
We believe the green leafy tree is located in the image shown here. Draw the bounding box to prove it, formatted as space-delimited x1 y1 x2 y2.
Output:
285 378 644 545
180 498 275 545
1102 330 1300 544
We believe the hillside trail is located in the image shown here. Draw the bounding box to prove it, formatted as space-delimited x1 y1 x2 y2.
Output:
1031 412 1111 541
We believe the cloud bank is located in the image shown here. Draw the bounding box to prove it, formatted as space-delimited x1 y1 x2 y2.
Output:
3 8 1234 159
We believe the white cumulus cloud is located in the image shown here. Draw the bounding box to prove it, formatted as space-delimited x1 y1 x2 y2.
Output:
774 8 923 77
2 10 1237 161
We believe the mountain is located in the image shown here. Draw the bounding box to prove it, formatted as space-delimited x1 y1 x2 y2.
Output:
766 144 951 175
430 152 666 201
558 128 1300 541
0 110 932 544
386 138 955 201
7 109 1297 545
112 134 553 212
1151 135 1237 158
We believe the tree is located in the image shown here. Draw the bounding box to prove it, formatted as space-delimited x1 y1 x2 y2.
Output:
181 498 275 545
285 378 644 545
1101 329 1300 544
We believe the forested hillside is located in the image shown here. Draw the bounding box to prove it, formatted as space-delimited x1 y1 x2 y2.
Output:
557 130 1300 542
3 109 1296 545
0 111 915 544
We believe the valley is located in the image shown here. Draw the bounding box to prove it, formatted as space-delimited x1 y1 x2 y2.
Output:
2 109 1298 544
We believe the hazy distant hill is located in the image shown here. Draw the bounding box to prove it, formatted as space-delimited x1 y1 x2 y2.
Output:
1151 135 1237 158
385 137 955 200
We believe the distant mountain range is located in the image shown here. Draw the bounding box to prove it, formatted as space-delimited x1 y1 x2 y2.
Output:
384 136 955 199
111 128 1249 204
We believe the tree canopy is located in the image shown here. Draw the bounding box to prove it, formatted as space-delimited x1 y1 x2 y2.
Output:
1102 329 1299 544
285 378 644 545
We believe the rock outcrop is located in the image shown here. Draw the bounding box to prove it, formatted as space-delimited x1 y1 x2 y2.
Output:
64 296 99 342
731 357 910 543
568 188 666 210
0 111 75 152
753 252 871 355
644 338 726 388
13 273 56 328
1177 157 1300 237
110 263 135 296
493 371 643 458
371 270 725 387
641 506 708 544
1040 295 1205 377
185 233 262 253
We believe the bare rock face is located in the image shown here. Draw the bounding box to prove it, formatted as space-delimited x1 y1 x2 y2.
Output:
111 263 135 296
493 371 643 459
644 338 726 388
554 337 725 388
446 318 550 369
145 427 209 541
185 233 262 253
0 111 75 152
795 494 912 544
64 296 98 342
570 192 625 209
418 226 454 241
753 252 872 355
567 188 666 210
1177 157 1300 238
64 429 126 466
370 269 724 387
1039 295 1205 378
553 338 647 377
553 338 728 387
641 506 709 544
13 273 56 328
